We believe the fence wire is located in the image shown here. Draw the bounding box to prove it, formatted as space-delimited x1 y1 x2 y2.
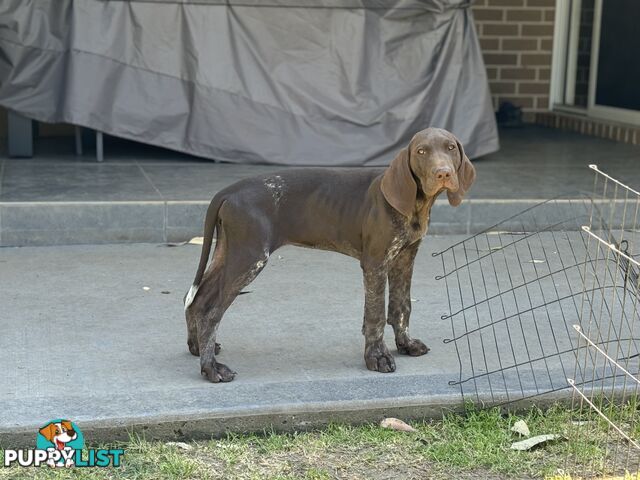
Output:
565 166 640 478
434 164 640 476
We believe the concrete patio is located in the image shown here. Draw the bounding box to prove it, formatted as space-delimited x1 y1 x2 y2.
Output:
0 235 595 447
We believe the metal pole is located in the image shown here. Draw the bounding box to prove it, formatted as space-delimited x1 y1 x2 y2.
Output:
96 131 103 162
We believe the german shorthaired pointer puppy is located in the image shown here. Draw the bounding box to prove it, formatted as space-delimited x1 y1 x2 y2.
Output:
185 128 476 382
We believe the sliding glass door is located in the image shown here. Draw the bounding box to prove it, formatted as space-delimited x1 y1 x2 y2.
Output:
588 0 640 124
552 0 640 125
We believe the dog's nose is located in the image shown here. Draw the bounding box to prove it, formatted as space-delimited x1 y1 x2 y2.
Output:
434 167 453 181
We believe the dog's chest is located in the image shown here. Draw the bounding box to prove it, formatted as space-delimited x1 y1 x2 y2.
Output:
384 205 430 261
385 222 425 262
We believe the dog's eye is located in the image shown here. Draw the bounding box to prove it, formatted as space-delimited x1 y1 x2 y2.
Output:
417 148 425 155
448 144 455 151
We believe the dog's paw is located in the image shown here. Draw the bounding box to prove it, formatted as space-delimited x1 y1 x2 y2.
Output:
364 342 396 373
201 362 236 383
397 338 430 356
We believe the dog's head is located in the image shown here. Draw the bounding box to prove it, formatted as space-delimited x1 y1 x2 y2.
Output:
39 420 77 450
381 128 476 217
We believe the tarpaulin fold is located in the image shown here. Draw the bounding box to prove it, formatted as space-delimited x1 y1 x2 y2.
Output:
0 0 499 164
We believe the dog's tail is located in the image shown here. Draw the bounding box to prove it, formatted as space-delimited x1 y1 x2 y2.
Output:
184 195 224 310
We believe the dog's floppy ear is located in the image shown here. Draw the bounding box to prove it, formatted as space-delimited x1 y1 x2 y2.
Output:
447 139 476 207
60 420 74 432
381 147 417 218
39 423 57 442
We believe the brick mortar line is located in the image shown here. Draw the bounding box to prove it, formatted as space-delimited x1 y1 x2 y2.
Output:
486 50 552 54
489 72 551 78
480 36 554 39
473 15 555 19
488 86 551 90
474 19 554 21
473 9 555 13
476 24 555 28
472 7 555 11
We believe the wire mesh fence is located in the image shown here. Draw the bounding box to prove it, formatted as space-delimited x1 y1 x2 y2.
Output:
565 167 640 477
434 164 640 477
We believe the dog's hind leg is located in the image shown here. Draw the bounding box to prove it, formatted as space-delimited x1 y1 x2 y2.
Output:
185 236 224 358
198 249 270 382
194 209 273 383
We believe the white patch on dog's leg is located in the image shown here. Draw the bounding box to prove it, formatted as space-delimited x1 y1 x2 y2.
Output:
184 284 199 310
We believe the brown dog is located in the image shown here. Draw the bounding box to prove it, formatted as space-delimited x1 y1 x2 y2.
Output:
185 128 476 382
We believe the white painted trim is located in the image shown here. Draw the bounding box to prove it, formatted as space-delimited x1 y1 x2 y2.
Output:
552 104 588 116
587 0 640 126
550 0 571 108
589 105 640 126
587 0 602 113
564 0 582 105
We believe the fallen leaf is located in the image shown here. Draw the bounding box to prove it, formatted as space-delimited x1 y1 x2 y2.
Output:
525 259 545 264
380 418 416 433
510 434 562 451
166 442 193 451
161 291 170 295
189 237 204 245
142 286 150 291
511 419 530 437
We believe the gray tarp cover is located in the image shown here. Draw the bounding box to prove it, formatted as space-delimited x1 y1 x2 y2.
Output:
0 0 499 165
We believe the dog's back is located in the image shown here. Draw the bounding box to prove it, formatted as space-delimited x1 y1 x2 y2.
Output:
214 168 384 255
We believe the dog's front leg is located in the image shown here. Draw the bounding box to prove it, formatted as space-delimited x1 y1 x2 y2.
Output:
388 241 430 356
361 264 396 373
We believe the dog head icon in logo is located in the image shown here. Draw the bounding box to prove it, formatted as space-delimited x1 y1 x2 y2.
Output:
36 419 84 467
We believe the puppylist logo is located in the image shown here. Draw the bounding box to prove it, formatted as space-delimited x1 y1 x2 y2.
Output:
3 419 124 468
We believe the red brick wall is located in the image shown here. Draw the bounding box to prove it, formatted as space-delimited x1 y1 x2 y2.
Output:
472 0 555 122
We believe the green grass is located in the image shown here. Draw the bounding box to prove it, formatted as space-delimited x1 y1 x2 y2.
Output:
1 402 638 480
